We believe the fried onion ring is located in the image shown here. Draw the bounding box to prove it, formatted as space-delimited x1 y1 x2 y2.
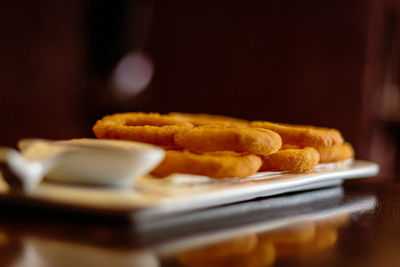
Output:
281 142 355 163
169 112 249 127
250 121 344 147
174 127 282 155
315 142 354 163
93 113 193 148
259 147 320 173
151 150 262 178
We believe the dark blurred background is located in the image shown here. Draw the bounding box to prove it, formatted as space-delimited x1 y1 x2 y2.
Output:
1 0 400 176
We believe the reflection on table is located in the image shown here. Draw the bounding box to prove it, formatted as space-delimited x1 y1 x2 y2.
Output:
177 214 349 267
0 185 375 267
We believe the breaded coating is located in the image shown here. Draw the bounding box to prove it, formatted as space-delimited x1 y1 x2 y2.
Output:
151 150 262 178
250 121 344 147
169 112 249 127
316 142 354 163
93 113 193 148
282 142 355 163
260 147 320 173
175 127 282 155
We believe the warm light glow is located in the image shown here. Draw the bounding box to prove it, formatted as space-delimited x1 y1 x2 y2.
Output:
0 231 8 246
112 52 154 99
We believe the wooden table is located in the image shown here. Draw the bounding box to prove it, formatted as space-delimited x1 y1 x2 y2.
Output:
0 177 398 267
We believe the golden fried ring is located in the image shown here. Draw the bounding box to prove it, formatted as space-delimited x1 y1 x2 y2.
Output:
174 127 282 155
93 113 193 148
315 142 354 163
250 121 344 147
151 150 262 178
282 142 354 163
169 112 249 127
259 147 320 173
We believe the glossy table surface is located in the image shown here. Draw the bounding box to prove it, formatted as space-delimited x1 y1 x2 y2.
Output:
0 177 399 267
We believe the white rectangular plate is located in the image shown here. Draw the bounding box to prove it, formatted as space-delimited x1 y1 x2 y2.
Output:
0 160 379 219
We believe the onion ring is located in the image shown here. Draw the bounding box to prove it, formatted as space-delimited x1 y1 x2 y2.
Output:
259 147 320 173
281 142 355 163
250 121 344 147
93 113 193 148
174 127 282 155
151 150 262 178
315 142 354 163
169 112 249 127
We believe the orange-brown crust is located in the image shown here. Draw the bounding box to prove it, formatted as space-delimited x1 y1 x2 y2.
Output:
169 112 249 127
315 142 354 163
92 113 193 148
151 150 262 178
174 127 282 155
260 147 320 173
281 142 355 163
250 121 344 147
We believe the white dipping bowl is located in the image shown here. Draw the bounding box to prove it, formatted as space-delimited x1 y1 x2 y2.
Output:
18 139 165 187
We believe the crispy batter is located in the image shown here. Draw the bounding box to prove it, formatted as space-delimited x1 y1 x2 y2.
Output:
250 121 344 147
93 112 353 176
175 127 282 155
259 147 320 173
169 112 249 127
315 142 354 163
93 113 193 148
282 143 355 163
151 150 262 178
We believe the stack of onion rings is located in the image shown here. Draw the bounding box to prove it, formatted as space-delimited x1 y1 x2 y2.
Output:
93 112 355 177
250 121 354 167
